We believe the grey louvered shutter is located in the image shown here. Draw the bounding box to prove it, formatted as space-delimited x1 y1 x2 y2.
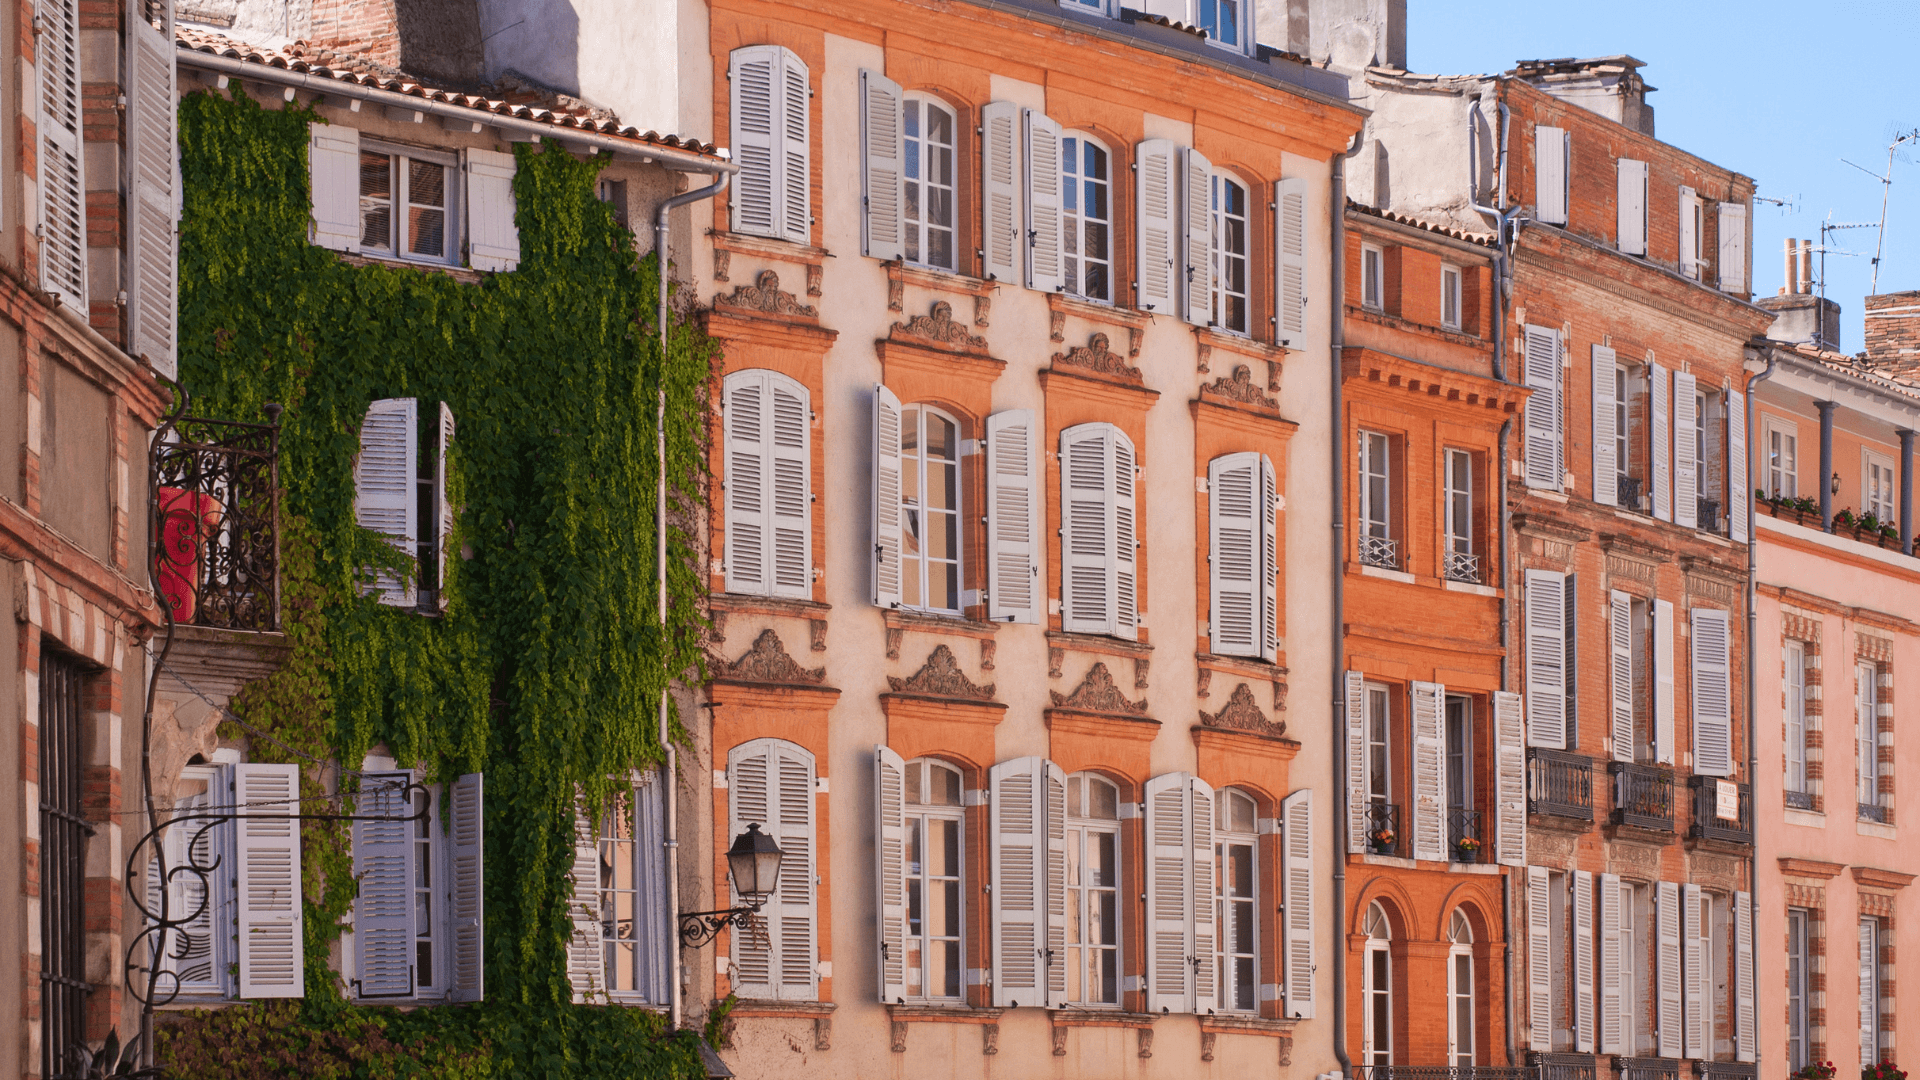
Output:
1282 789 1315 1018
1691 608 1732 776
1657 881 1682 1058
1275 177 1308 339
1181 147 1213 326
860 69 904 262
566 799 604 1003
353 772 413 998
1574 869 1596 1052
1682 883 1705 1058
990 756 1047 1007
1135 139 1178 314
1410 681 1447 862
38 0 86 303
1345 670 1368 854
724 372 770 594
1599 873 1624 1054
1674 370 1699 528
1652 361 1672 521
1209 453 1262 656
1593 345 1618 506
986 410 1039 623
730 46 780 237
1729 390 1749 542
235 763 304 999
872 384 903 609
355 398 419 606
1654 599 1676 764
464 148 520 271
1062 424 1136 639
308 122 361 252
1610 590 1635 762
1524 325 1562 490
447 773 484 1002
1525 570 1568 747
1144 771 1193 1013
875 746 909 1003
1113 432 1139 639
980 102 1022 283
1493 691 1527 866
1527 866 1551 1051
434 403 456 611
1617 159 1648 256
1535 125 1569 225
1735 889 1755 1062
1024 109 1063 292
126 0 177 376
777 52 812 244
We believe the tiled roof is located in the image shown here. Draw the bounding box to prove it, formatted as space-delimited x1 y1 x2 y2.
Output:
175 26 723 159
1346 199 1497 246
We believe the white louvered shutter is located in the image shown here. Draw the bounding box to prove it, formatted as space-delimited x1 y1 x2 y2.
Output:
1276 177 1308 339
725 749 773 999
1145 771 1193 1013
990 756 1047 1008
1535 126 1568 225
1024 109 1063 292
447 773 484 1002
1679 186 1699 279
309 123 361 252
434 403 456 610
1344 670 1368 854
1181 147 1213 326
1652 361 1672 521
1654 599 1676 765
1735 889 1755 1062
729 740 817 1001
1657 881 1682 1058
566 799 604 1002
1042 763 1068 1003
860 69 905 262
980 102 1022 283
1525 570 1567 747
1527 866 1552 1051
1493 691 1527 867
1281 789 1314 1018
633 772 673 1005
1617 159 1648 256
769 380 813 599
730 47 780 238
1719 202 1748 293
875 746 909 1003
1729 389 1749 542
1610 590 1634 762
1113 434 1138 639
1682 883 1705 1058
1674 371 1699 528
986 410 1038 623
235 763 304 998
777 53 812 244
1524 325 1562 490
355 398 419 606
1593 345 1618 506
1135 139 1178 314
38 0 85 303
1574 869 1596 1052
1189 778 1217 1016
871 384 904 609
126 2 177 376
1260 455 1278 660
1209 453 1261 656
464 148 520 272
353 771 414 998
724 372 811 599
1862 921 1878 1068
1410 681 1447 862
1061 424 1136 639
1599 873 1623 1054
1691 607 1732 776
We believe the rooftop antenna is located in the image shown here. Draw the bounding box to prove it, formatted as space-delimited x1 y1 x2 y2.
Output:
1839 127 1920 294
1813 215 1874 301
1754 193 1799 214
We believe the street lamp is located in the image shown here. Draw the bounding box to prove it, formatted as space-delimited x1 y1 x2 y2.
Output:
678 823 785 948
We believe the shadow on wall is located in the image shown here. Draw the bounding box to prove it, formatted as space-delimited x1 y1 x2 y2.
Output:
475 0 583 102
393 0 488 87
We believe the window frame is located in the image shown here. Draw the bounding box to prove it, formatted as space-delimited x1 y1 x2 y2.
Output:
1448 910 1475 1067
1864 447 1897 523
1363 902 1394 1067
1060 131 1114 304
594 770 673 1004
1193 0 1247 51
1861 916 1882 1067
902 94 959 272
1614 364 1632 489
1365 681 1393 811
1444 693 1473 817
1210 171 1250 335
1213 787 1259 1014
1856 660 1881 817
898 403 965 615
1786 906 1809 1071
1359 429 1392 539
1764 418 1799 499
1785 640 1808 797
357 139 461 266
1063 771 1123 1008
40 646 88 1079
1444 446 1474 561
902 757 966 1004
1441 263 1462 330
1362 243 1385 310
349 768 460 1002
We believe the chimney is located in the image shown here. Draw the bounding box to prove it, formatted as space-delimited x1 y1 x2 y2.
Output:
1299 0 1406 73
309 0 483 87
1798 239 1814 296
1507 57 1655 137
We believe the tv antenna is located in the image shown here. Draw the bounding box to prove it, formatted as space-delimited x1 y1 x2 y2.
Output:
1755 193 1798 214
1812 216 1875 301
1839 127 1920 294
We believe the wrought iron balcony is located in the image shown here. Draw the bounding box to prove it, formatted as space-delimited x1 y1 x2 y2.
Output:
1528 749 1594 822
1359 533 1400 570
1859 800 1889 825
1697 499 1721 534
1616 475 1644 511
1687 776 1752 845
1448 808 1483 862
151 410 281 632
1785 789 1815 811
1693 1063 1758 1080
1351 1067 1530 1080
1612 1057 1679 1080
1529 1052 1597 1080
1609 761 1675 832
1445 549 1481 584
1364 799 1402 857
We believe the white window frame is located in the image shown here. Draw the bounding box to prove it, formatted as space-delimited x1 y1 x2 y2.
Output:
903 94 959 272
1444 447 1474 568
1193 0 1249 52
1862 916 1883 1067
1786 907 1809 1071
1785 640 1808 798
1621 880 1642 1055
1359 429 1392 550
1057 0 1118 13
593 770 673 1004
1210 171 1250 335
1441 263 1462 330
1362 243 1385 310
1364 902 1394 1066
149 762 238 1001
1214 787 1259 1014
1365 682 1392 810
1857 660 1881 816
1061 131 1114 304
898 404 964 615
347 766 480 1003
1865 448 1898 523
356 140 462 266
902 757 966 1003
1064 772 1123 1008
1448 909 1475 1067
1445 694 1473 821
1764 418 1799 499
1615 365 1632 490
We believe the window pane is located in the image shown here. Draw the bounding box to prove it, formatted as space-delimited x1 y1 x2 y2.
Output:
359 151 393 251
407 160 447 258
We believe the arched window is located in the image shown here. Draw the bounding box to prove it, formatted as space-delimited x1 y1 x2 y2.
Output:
1364 902 1393 1066
1449 908 1476 1066
1210 173 1249 334
1065 772 1121 1006
1061 133 1113 303
901 405 963 613
904 757 965 1001
1214 787 1259 1012
903 96 957 270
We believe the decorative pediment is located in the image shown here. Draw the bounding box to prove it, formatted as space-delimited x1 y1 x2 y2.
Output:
1204 365 1279 409
715 270 818 318
887 644 995 700
719 629 824 685
1199 682 1285 737
891 300 987 351
1049 662 1147 715
1052 332 1142 383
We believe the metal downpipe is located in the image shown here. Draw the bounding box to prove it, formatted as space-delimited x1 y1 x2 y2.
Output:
1329 151 1352 1080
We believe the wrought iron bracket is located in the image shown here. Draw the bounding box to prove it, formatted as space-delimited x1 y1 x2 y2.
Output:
678 903 766 949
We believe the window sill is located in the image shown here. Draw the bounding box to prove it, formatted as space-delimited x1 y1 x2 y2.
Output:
1357 564 1415 584
884 607 996 640
1047 290 1150 331
887 1002 1002 1023
1857 818 1897 840
710 229 830 263
1443 578 1497 596
337 251 484 284
1783 807 1825 829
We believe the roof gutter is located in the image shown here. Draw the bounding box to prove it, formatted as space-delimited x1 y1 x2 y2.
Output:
176 49 737 174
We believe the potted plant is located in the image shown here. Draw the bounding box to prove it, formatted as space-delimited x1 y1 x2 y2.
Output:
1791 1064 1836 1080
1369 827 1396 855
1454 836 1482 861
1864 1061 1907 1080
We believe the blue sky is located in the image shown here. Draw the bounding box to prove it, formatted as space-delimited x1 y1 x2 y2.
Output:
1409 0 1920 352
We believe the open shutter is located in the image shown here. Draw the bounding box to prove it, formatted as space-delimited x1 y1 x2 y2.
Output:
1043 762 1068 1003
1678 186 1699 278
434 403 455 610
1593 345 1618 505
1654 599 1676 765
1728 389 1749 542
860 69 905 261
1657 881 1682 1058
1209 453 1261 656
309 123 361 252
1281 789 1315 1018
1525 570 1568 747
447 773 484 1002
156 770 234 997
126 2 177 376
38 0 86 302
1524 324 1562 490
1652 361 1672 521
353 771 415 998
1574 869 1596 1052
1189 778 1217 1016
1181 147 1213 326
1535 125 1568 225
1691 608 1732 776
1410 681 1447 862
730 46 780 237
235 764 303 999
980 102 1022 282
990 756 1047 1008
1682 883 1705 1058
1617 159 1648 256
1493 691 1527 867
1862 921 1878 1067
464 148 520 272
1735 890 1755 1062
1599 873 1623 1054
1134 139 1178 313
1719 202 1748 292
876 746 909 1003
986 410 1039 623
566 800 604 1003
1023 109 1064 293
1114 433 1138 639
1145 772 1193 1013
724 372 770 594
633 772 673 1005
1344 670 1368 854
871 385 904 609
777 53 811 244
1610 590 1635 762
1674 371 1699 528
355 398 419 606
765 375 814 599
1275 177 1308 339
1261 455 1278 661
1527 866 1552 1051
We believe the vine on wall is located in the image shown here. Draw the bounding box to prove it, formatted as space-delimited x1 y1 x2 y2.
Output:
158 87 713 1076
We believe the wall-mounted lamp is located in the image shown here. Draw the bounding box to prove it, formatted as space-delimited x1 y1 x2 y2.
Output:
1832 473 1843 496
678 823 785 948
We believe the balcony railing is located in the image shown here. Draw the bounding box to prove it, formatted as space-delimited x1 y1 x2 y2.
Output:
1785 789 1815 811
1697 499 1720 534
1445 549 1481 584
1859 801 1889 825
1693 1063 1758 1080
1687 776 1752 845
1360 533 1400 570
151 411 281 632
1528 749 1594 822
1530 1052 1597 1080
1364 800 1403 857
1352 1067 1530 1080
1613 1057 1680 1080
1448 808 1483 861
1609 761 1675 832
1617 475 1643 511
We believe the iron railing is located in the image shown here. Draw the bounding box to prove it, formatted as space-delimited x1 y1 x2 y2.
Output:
1445 549 1481 584
1609 761 1675 831
1360 533 1400 570
1351 1067 1530 1080
1617 475 1643 511
1364 800 1403 856
1692 1063 1758 1079
1528 749 1594 822
1613 1058 1679 1080
1448 808 1483 861
1530 1052 1598 1080
1687 776 1752 845
1785 789 1814 811
151 410 281 632
1697 499 1720 534
1858 800 1889 825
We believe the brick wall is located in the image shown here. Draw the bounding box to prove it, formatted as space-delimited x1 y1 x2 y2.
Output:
309 0 403 71
1863 290 1920 376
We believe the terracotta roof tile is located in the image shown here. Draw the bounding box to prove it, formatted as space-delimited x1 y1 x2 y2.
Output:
1345 199 1497 246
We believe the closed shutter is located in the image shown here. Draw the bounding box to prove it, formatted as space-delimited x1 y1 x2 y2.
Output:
447 773 484 1002
1574 869 1596 1052
1527 866 1552 1052
1115 432 1139 639
353 771 415 998
728 739 818 1000
1145 771 1193 1013
1134 139 1178 313
1593 345 1618 505
434 403 456 610
1652 361 1672 521
126 3 177 377
1209 453 1261 656
1679 186 1699 279
1654 599 1676 765
1260 455 1278 661
1181 147 1213 326
309 123 362 252
1525 570 1568 747
1617 159 1648 256
730 46 780 237
986 410 1039 623
1734 889 1755 1062
1344 669 1368 854
1410 681 1447 862
235 763 304 998
1599 872 1624 1054
1691 608 1732 776
871 385 904 609
1682 883 1705 1058
1189 778 1217 1016
464 148 520 272
37 0 86 302
355 398 419 606
632 771 673 1005
777 53 811 245
1535 125 1569 226
1281 789 1315 1018
875 746 909 1003
1610 590 1635 762
1024 109 1064 293
723 371 812 599
1719 202 1748 292
1728 390 1749 542
1275 177 1308 338
1061 424 1137 639
1524 324 1562 490
1674 371 1699 528
1657 881 1682 1058
990 756 1058 1008
860 69 905 262
565 799 604 1003
980 102 1022 283
1493 691 1527 867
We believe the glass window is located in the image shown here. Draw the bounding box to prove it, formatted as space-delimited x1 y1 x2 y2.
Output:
1362 245 1384 309
358 145 456 264
1768 424 1799 498
904 759 964 1001
1366 683 1392 806
1866 453 1897 522
1862 917 1882 1067
1062 135 1112 302
595 773 670 1001
899 406 961 613
1210 174 1248 334
1785 641 1807 796
1449 910 1475 1067
1631 597 1652 760
1445 448 1474 564
1857 661 1881 816
1195 0 1242 47
1441 264 1462 329
1615 366 1631 485
411 785 439 991
1445 695 1472 818
904 97 956 270
1214 788 1258 1012
1364 902 1393 1067
1622 881 1644 1055
1360 430 1391 539
1787 907 1809 1071
1064 772 1121 1006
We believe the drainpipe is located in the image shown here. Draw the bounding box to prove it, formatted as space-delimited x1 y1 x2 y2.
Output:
1329 149 1352 1080
1496 416 1515 1067
1898 428 1914 554
655 172 730 1031
1744 347 1777 1076
1816 400 1837 532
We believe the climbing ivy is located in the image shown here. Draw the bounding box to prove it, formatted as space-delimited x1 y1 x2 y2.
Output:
160 86 714 1076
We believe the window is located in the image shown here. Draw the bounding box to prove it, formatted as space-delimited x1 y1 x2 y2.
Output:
1061 134 1112 302
730 46 811 244
149 763 236 1000
309 128 518 269
1621 881 1645 1055
1785 641 1809 805
904 758 964 1002
1364 682 1393 852
1710 892 1731 1059
1865 450 1897 523
593 772 672 1004
1444 448 1476 582
727 739 818 1001
1610 591 1655 766
1618 159 1649 256
1615 366 1631 492
1060 423 1138 640
1194 0 1243 48
1358 429 1395 568
1449 910 1476 1066
1362 244 1384 309
40 648 88 1078
1690 607 1732 776
358 144 459 264
1064 772 1121 1007
1856 661 1882 821
1445 695 1473 850
37 0 85 302
1364 902 1394 1066
1786 907 1809 1071
723 370 812 600
1550 870 1572 1051
596 178 629 228
1215 788 1259 1012
1694 389 1711 527
351 768 484 1001
1766 421 1799 498
900 405 961 613
1535 126 1569 226
1442 264 1462 330
1210 174 1249 333
1683 188 1705 280
903 97 957 270
355 399 456 611
1208 452 1278 660
1522 324 1563 490
1861 917 1882 1067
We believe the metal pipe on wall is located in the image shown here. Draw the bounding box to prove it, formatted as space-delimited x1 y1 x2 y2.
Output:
1328 148 1353 1080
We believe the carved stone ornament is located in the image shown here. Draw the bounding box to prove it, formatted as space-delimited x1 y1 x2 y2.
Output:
1049 309 1067 343
809 617 828 652
1133 655 1150 690
1052 332 1143 382
713 248 731 282
982 1023 1001 1055
1128 325 1143 358
891 1020 908 1053
1050 662 1149 715
1196 668 1212 699
1201 682 1285 737
974 293 992 327
716 269 818 318
806 263 823 297
887 644 996 700
1196 339 1211 374
720 629 825 685
1051 1024 1069 1056
885 627 904 660
1267 358 1282 392
1137 1027 1154 1059
1277 1033 1292 1067
887 276 905 312
1048 646 1065 679
1207 364 1279 409
813 1016 832 1051
980 638 997 671
1201 1030 1217 1062
892 300 988 351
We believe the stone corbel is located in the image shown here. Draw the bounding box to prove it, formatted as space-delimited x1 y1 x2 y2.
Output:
886 626 904 660
974 293 992 327
980 638 996 671
814 1016 832 1051
891 1020 908 1053
1049 646 1064 678
806 264 823 297
1137 1028 1154 1059
1201 1030 1217 1062
1051 1023 1069 1056
1050 309 1066 342
982 1023 1000 1055
809 617 828 652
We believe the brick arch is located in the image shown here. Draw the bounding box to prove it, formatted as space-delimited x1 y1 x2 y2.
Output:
1068 764 1141 806
1435 880 1506 943
1352 881 1417 942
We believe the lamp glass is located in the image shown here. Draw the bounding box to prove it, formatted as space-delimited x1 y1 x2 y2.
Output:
727 822 784 898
